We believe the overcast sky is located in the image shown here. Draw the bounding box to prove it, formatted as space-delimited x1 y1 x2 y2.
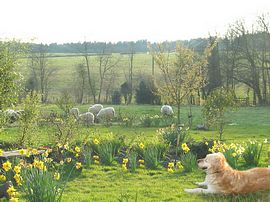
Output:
0 0 269 44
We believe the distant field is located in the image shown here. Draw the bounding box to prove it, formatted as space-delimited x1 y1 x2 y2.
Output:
18 52 251 104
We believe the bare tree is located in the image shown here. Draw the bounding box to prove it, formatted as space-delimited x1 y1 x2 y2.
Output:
96 47 120 103
73 63 86 104
29 44 56 103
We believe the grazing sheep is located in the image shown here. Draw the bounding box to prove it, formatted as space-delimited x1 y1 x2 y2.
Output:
79 112 95 126
161 105 173 116
88 104 103 116
69 108 80 119
5 109 20 123
96 107 115 122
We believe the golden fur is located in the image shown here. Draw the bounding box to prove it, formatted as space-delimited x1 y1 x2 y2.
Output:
184 153 270 194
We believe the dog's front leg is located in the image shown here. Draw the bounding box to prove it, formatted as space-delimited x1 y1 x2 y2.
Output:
184 188 214 194
195 181 207 187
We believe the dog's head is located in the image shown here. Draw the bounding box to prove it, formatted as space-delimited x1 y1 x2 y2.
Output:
197 153 227 173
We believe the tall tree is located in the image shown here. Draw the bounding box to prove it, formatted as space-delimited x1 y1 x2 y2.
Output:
0 41 25 109
203 36 222 96
29 44 56 103
151 43 214 124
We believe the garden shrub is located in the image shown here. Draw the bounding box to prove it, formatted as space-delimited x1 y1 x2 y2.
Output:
242 140 263 167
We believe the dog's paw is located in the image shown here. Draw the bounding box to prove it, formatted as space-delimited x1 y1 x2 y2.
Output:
184 188 193 193
195 182 207 187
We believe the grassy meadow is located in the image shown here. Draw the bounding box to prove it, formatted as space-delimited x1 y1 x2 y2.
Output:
1 104 270 201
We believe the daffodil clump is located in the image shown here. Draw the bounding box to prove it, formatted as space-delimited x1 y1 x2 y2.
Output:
181 143 190 153
122 158 128 171
209 140 245 168
0 144 84 202
138 159 145 168
167 162 174 173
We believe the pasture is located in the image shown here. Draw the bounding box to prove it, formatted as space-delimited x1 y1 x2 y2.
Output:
1 104 269 201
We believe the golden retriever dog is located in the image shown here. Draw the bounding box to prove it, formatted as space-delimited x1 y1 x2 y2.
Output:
184 153 270 194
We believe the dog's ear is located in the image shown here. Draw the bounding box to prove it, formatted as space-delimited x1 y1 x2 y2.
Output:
211 154 226 173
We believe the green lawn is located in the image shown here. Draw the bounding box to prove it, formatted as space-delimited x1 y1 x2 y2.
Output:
0 105 269 201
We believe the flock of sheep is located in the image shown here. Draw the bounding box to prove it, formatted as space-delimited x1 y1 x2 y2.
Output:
70 104 174 125
0 104 174 125
70 104 116 125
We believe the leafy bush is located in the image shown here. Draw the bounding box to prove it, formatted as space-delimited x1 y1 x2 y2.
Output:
112 90 121 105
242 140 263 167
143 143 167 170
180 152 197 172
18 92 39 146
158 125 189 147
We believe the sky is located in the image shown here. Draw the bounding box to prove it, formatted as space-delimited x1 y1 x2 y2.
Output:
0 0 269 44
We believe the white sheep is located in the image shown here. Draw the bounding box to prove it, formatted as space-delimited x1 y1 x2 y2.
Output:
79 112 94 126
161 105 174 116
69 108 80 119
88 104 103 116
96 107 115 122
5 109 20 123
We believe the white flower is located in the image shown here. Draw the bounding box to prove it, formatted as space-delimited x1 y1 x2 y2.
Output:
264 139 268 144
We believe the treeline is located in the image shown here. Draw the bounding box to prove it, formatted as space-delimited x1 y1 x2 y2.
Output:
30 39 210 54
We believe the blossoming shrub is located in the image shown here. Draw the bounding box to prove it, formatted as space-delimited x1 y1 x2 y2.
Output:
242 140 263 167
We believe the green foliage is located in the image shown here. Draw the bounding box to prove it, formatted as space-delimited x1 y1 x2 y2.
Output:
180 152 197 172
20 167 64 202
159 125 188 147
112 90 122 105
0 41 26 110
56 90 74 116
202 87 238 140
143 143 167 169
135 80 160 105
128 151 137 173
242 140 263 167
18 92 39 146
95 138 123 166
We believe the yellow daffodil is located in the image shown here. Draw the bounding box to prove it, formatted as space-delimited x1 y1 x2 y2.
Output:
3 161 12 172
122 164 127 171
25 149 31 157
94 160 100 164
139 143 144 149
13 174 22 186
93 138 100 145
14 165 21 174
138 159 144 164
205 142 208 146
60 160 64 165
32 149 38 155
7 186 16 197
0 149 4 156
57 143 62 148
168 162 174 168
0 174 6 181
122 158 128 164
93 155 99 160
176 161 183 169
19 149 25 156
167 167 174 173
74 146 80 153
66 158 72 163
232 152 237 157
9 197 19 202
76 162 82 169
63 143 69 150
181 143 190 153
54 172 60 180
